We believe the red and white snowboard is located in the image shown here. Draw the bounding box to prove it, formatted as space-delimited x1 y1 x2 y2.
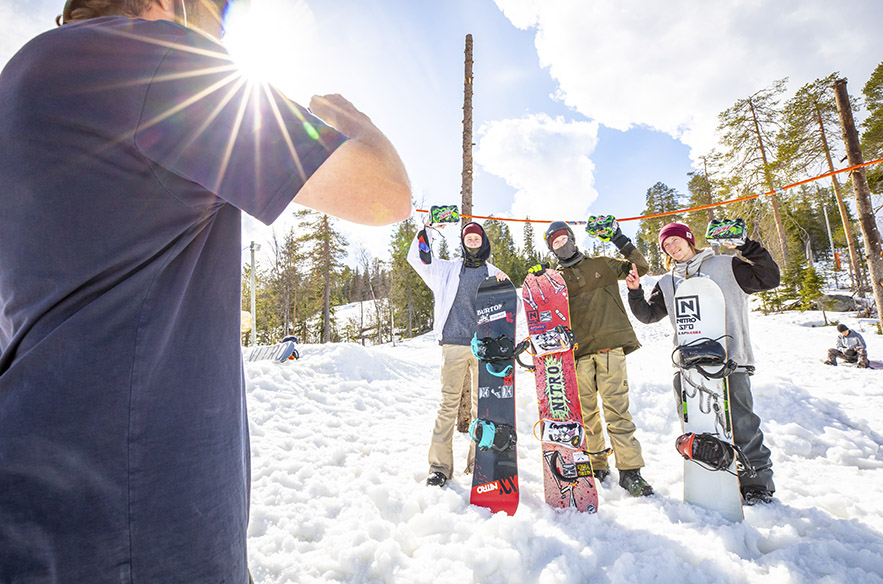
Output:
522 270 598 513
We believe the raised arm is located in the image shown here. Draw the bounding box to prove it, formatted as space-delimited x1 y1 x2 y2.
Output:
626 274 668 324
732 238 780 294
295 94 411 226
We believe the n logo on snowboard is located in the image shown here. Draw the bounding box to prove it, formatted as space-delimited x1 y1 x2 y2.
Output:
676 294 701 335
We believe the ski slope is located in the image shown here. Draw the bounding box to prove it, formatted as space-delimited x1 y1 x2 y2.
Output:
244 289 883 584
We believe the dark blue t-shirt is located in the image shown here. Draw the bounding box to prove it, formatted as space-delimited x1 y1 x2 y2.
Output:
0 17 345 583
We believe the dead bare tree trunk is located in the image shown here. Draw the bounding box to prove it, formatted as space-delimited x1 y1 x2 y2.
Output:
458 34 475 434
816 104 862 294
461 34 474 229
833 79 883 330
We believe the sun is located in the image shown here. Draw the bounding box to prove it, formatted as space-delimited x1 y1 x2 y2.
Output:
222 0 318 89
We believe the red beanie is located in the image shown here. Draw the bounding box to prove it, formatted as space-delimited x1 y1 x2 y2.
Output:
462 223 484 238
659 222 694 249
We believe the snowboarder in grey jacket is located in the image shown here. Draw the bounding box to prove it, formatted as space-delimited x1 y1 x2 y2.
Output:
825 324 869 368
626 221 780 505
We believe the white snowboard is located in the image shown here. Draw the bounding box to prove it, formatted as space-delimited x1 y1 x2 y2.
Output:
244 341 297 363
674 276 743 522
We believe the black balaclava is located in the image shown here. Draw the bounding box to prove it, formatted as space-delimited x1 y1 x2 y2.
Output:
461 222 490 268
544 221 583 267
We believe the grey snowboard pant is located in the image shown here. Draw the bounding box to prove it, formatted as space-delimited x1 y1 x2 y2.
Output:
674 371 774 493
827 347 869 367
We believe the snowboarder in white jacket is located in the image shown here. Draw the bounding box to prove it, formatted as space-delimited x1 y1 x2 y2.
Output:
407 220 509 487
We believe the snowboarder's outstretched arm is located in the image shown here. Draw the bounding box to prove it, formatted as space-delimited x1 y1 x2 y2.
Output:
732 238 780 294
626 272 668 323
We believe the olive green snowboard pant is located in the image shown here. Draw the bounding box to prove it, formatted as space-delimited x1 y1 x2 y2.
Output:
576 347 644 471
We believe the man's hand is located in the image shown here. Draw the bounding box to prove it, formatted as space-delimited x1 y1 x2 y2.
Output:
528 262 551 276
495 272 510 281
296 94 411 226
625 263 641 290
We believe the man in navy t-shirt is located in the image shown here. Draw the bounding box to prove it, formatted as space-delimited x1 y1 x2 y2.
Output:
0 1 410 582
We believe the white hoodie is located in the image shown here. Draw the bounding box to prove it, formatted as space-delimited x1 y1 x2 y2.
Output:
407 230 501 341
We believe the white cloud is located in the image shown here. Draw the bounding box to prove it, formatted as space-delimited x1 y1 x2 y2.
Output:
493 0 883 160
475 113 599 223
0 4 55 68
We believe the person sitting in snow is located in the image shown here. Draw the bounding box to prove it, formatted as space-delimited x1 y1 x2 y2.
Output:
626 222 779 506
824 324 870 368
407 220 509 488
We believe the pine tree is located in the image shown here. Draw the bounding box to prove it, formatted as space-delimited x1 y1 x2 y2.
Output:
684 153 721 247
717 78 790 263
861 61 883 193
263 227 302 342
293 210 348 343
522 218 542 270
389 218 433 338
636 182 684 273
778 73 863 291
483 218 522 284
438 235 451 260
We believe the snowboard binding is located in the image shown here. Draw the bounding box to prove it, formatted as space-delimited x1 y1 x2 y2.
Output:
469 418 517 452
537 419 585 449
676 432 756 477
281 336 301 360
548 451 591 482
585 215 618 242
531 324 575 356
471 334 532 376
672 337 737 379
417 228 433 264
429 204 460 225
705 218 746 247
547 449 609 483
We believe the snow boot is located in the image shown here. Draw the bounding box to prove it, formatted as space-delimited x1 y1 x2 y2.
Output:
426 471 447 487
742 486 773 505
619 469 654 497
593 468 610 483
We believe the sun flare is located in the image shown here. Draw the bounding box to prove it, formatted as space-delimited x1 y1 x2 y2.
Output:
222 0 317 91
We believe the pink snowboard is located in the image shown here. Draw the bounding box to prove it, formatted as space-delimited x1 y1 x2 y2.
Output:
522 270 598 513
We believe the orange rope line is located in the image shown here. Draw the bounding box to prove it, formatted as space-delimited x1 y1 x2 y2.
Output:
417 157 883 225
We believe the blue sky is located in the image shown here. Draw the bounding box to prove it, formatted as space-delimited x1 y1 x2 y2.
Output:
2 0 881 265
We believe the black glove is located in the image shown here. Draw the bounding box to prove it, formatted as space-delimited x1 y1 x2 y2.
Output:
528 262 551 276
610 226 630 251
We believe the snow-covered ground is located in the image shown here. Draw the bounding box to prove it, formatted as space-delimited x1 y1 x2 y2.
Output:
244 285 883 584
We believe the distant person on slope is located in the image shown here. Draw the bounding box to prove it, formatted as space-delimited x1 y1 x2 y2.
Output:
824 324 870 368
539 219 654 497
0 1 410 582
408 220 509 487
626 222 779 505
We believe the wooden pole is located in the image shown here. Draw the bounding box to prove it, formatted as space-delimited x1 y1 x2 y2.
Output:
461 34 474 229
458 34 475 435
